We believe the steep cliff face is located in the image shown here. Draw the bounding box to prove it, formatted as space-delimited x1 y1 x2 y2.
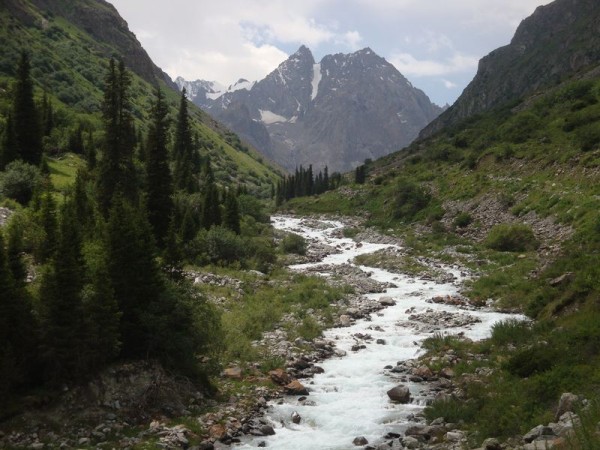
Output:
180 46 442 172
3 0 175 89
421 0 600 138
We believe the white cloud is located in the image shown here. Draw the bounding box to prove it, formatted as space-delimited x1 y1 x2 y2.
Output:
389 52 478 77
337 31 363 50
443 79 457 89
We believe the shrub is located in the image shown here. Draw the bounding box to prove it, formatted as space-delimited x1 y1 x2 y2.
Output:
194 226 246 266
0 161 42 204
281 232 307 255
485 224 539 252
390 179 431 221
453 212 472 228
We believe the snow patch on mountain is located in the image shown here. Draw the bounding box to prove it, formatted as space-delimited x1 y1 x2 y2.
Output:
311 63 322 101
259 109 288 124
228 78 255 92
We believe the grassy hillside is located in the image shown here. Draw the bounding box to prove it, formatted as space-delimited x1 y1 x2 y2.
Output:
280 71 600 444
0 2 282 195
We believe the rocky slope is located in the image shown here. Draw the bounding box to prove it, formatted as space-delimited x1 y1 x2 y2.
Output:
420 0 600 138
179 46 443 172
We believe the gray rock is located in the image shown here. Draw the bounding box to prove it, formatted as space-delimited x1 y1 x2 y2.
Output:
291 411 301 424
387 385 411 403
379 297 396 306
259 425 276 436
555 393 579 421
445 430 465 442
401 436 419 449
353 436 368 446
482 437 502 450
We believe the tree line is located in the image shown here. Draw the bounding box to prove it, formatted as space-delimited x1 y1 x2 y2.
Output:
0 53 251 404
275 165 341 205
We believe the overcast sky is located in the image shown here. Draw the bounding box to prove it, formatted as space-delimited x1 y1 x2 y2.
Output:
109 0 553 106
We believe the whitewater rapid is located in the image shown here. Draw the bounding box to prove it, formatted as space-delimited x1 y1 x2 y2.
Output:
237 216 523 450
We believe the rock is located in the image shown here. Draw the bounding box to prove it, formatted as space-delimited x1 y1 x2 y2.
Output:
259 425 276 436
31 443 44 450
198 442 215 450
78 437 90 445
439 367 455 378
549 272 573 287
285 380 309 396
353 436 368 446
379 296 396 306
257 442 266 448
209 424 228 441
376 339 386 345
482 437 502 450
445 430 465 442
523 425 555 443
386 385 411 403
222 366 243 379
555 393 579 421
339 315 352 327
401 436 419 449
291 411 301 424
269 369 291 386
412 365 433 380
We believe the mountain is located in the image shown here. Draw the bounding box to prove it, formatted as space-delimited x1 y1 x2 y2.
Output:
0 0 281 194
420 0 600 138
179 46 443 172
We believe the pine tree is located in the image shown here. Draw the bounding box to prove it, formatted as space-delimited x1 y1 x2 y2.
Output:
1 113 17 170
0 232 37 401
201 161 221 229
105 194 163 358
6 222 27 287
172 88 195 192
81 238 121 371
41 90 54 137
145 88 174 246
223 189 241 234
12 51 42 166
37 191 58 263
39 201 86 381
97 59 137 215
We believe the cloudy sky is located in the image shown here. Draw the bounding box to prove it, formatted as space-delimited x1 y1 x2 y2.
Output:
109 0 552 106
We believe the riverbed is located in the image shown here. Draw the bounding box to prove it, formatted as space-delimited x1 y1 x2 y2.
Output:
237 216 523 450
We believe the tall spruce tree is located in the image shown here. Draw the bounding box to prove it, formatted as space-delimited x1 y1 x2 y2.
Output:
1 113 17 170
201 161 221 229
39 201 86 381
145 88 173 246
0 232 36 401
12 51 42 166
105 194 163 358
97 59 137 215
172 88 195 192
223 189 241 234
37 191 58 263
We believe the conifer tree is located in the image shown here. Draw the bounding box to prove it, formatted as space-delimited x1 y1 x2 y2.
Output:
41 90 54 137
12 51 42 166
0 232 37 401
173 88 195 192
105 194 163 357
39 201 86 381
37 191 58 263
1 113 17 170
97 59 137 215
6 222 27 287
201 161 221 229
223 189 241 234
145 88 173 245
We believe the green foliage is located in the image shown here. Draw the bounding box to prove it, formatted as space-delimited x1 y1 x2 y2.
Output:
390 179 431 221
281 232 307 255
453 211 472 228
0 160 42 204
484 223 539 252
223 189 241 235
193 226 245 266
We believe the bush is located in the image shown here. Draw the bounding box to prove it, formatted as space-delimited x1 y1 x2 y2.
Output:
453 212 472 228
281 233 307 255
194 226 246 266
485 224 539 252
0 161 42 204
390 179 431 221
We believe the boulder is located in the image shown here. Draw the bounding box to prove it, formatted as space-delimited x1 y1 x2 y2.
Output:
353 436 368 446
285 380 309 396
259 425 276 436
482 437 502 450
379 296 396 306
412 365 433 379
222 367 242 380
208 424 228 441
269 368 290 386
401 436 419 449
555 393 579 421
339 315 352 327
386 385 411 403
291 411 301 424
445 430 465 442
439 367 455 378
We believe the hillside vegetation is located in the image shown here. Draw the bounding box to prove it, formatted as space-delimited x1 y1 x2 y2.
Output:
281 70 600 444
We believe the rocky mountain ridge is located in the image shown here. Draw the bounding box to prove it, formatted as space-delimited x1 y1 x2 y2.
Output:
179 46 443 172
420 0 600 138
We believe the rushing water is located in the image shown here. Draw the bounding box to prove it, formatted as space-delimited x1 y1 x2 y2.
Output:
237 216 523 450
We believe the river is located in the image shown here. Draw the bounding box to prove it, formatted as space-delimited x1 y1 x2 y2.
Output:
237 216 523 450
